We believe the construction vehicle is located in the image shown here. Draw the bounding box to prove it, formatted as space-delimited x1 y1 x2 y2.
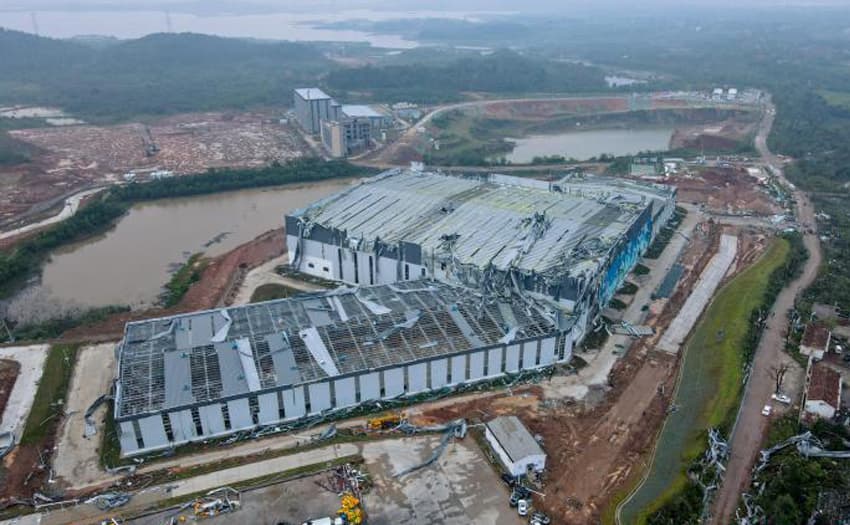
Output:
366 411 406 431
337 492 364 524
302 492 365 525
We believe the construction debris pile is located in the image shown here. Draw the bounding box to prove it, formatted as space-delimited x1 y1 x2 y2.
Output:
737 431 850 524
169 487 241 523
696 429 729 522
86 491 132 511
392 418 467 478
313 463 369 525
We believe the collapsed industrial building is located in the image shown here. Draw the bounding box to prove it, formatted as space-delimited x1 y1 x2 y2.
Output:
113 170 675 456
287 170 675 335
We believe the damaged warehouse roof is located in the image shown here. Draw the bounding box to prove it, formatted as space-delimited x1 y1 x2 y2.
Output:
290 170 675 280
115 280 559 419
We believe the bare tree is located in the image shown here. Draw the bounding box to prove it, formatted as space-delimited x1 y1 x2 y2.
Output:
772 363 791 394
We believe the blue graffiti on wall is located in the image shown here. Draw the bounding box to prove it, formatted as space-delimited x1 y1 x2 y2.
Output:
598 216 653 304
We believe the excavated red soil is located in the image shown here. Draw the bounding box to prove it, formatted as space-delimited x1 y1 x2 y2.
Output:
0 111 307 225
672 168 780 216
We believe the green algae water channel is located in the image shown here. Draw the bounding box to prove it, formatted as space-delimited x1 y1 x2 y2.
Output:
619 238 790 524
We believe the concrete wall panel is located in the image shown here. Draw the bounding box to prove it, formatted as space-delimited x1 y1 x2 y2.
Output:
521 341 538 370
539 337 556 365
377 256 398 285
199 404 226 435
488 347 503 377
308 382 332 413
171 410 196 442
407 363 428 393
359 372 381 401
334 377 357 408
227 398 252 430
119 421 139 454
469 351 485 380
505 344 521 373
430 358 448 389
356 251 372 285
282 387 306 420
383 368 405 398
139 415 169 449
258 393 279 425
451 355 466 385
562 330 574 362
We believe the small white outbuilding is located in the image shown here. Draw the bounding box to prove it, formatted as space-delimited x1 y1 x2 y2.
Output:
484 416 546 477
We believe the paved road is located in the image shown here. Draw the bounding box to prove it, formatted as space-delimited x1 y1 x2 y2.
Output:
0 187 104 241
710 96 823 524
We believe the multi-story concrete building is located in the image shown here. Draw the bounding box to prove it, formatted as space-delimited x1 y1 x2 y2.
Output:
320 117 372 158
293 88 338 134
320 105 388 158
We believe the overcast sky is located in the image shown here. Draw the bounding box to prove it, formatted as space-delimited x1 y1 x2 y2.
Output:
4 0 850 12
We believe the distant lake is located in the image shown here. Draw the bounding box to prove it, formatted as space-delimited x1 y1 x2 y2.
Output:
500 128 674 163
0 9 486 48
11 179 352 310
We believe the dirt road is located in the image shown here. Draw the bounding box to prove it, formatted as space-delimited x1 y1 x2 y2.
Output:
710 97 823 525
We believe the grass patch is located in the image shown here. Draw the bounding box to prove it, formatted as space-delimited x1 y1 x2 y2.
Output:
161 252 207 307
250 283 299 303
617 281 638 295
818 89 850 111
99 399 121 469
622 238 791 524
634 263 650 276
20 344 79 445
609 298 628 310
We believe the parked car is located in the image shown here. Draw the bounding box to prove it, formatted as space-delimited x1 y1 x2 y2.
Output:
762 404 773 416
509 491 519 507
518 499 529 516
532 511 551 524
771 393 792 405
501 473 516 487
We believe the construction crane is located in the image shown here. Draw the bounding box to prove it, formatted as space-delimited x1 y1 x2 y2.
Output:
366 411 406 431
